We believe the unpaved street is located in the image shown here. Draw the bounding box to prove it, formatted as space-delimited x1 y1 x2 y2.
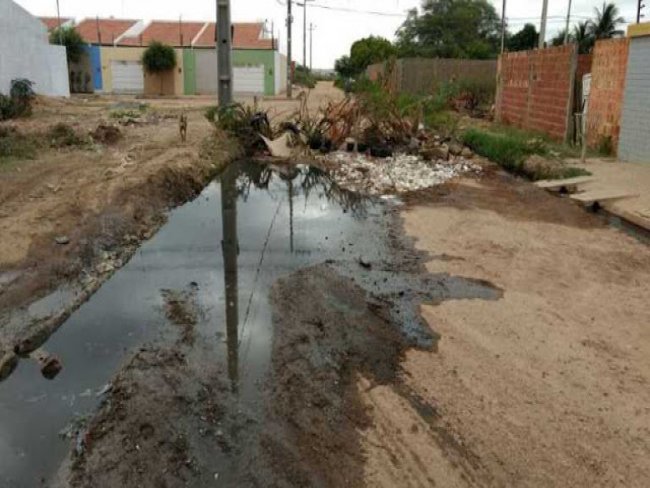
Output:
1 83 649 488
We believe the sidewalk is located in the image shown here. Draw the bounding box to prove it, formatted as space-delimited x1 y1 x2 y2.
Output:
569 157 650 230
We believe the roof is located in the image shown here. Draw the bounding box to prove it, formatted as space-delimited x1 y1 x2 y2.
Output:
193 22 273 49
75 18 139 45
39 17 73 31
120 21 206 47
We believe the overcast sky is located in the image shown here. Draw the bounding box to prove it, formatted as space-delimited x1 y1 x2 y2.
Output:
16 0 639 69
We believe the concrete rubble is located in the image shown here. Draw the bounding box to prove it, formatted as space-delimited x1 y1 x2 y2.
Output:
324 152 481 195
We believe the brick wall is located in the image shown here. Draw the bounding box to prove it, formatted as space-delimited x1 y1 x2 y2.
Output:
586 38 630 149
496 45 577 141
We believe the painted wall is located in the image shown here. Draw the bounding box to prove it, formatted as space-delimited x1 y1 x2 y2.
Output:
99 46 184 95
183 49 196 95
0 0 69 97
192 48 276 95
88 45 103 91
274 51 287 95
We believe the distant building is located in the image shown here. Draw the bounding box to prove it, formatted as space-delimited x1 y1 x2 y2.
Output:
0 0 69 96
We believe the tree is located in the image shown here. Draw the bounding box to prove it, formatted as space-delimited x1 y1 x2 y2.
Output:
508 24 538 52
590 2 625 40
334 36 395 79
551 29 568 47
142 42 177 95
49 27 85 64
395 0 502 59
573 22 595 54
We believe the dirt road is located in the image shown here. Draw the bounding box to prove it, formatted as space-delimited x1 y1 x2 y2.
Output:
361 172 650 487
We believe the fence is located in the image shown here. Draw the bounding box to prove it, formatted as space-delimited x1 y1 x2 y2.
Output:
367 57 497 96
495 45 578 142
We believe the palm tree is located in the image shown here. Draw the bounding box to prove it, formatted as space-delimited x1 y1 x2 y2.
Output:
573 21 595 54
590 2 625 40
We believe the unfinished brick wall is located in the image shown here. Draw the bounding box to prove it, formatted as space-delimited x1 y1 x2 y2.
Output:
496 45 577 141
586 38 630 149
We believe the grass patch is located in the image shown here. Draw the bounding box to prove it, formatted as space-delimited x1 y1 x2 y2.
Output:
0 126 39 162
462 128 590 181
47 123 87 148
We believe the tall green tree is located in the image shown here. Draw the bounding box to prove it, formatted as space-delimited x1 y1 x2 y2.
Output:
334 36 396 78
49 27 85 64
573 21 595 54
395 0 502 59
590 2 625 39
142 42 177 95
551 29 569 47
507 24 538 51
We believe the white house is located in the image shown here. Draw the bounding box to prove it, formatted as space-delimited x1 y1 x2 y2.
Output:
0 0 69 97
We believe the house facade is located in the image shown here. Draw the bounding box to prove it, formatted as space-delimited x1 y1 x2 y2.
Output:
0 0 69 96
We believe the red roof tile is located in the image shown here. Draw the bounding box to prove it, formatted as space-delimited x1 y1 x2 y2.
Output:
76 18 139 45
119 21 205 47
193 22 273 49
39 17 72 31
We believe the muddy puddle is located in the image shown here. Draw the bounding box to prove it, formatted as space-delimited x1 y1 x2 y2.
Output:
0 161 501 487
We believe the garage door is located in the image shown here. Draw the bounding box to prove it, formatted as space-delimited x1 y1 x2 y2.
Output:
618 37 650 163
233 66 265 95
111 61 144 94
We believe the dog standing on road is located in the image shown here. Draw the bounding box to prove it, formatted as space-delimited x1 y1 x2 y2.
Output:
179 113 188 142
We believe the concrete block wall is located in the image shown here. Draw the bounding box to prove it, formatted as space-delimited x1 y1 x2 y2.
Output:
496 45 576 141
586 38 630 150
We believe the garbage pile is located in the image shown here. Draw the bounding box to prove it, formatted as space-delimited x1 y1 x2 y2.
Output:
325 152 481 195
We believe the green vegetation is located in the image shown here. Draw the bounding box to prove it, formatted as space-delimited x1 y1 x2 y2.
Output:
462 128 590 180
49 27 86 64
1 79 35 120
205 104 271 154
294 65 316 89
142 42 177 94
335 36 396 79
597 135 615 157
508 24 539 52
0 127 38 162
47 123 87 148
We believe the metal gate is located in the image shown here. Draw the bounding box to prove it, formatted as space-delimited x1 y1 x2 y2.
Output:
111 61 144 94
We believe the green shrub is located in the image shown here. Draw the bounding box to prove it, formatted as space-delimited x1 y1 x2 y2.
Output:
462 128 589 181
48 123 85 147
0 79 35 120
597 135 615 157
50 27 85 64
205 104 271 154
294 65 316 89
0 127 38 161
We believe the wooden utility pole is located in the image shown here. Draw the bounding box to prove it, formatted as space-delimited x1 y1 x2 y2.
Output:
539 0 549 49
638 0 645 23
500 0 507 53
216 0 233 106
286 0 293 98
564 0 573 44
56 0 63 44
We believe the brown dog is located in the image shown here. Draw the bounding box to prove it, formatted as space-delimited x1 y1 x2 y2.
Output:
179 113 188 142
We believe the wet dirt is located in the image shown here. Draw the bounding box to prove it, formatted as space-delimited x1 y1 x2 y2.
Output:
0 160 502 487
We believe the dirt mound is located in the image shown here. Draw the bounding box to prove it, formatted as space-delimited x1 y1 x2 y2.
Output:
90 124 122 145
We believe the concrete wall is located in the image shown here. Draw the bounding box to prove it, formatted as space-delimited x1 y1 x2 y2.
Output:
99 46 184 96
193 48 277 95
586 38 629 150
618 35 650 163
496 45 577 142
0 0 69 97
368 58 496 96
276 51 287 95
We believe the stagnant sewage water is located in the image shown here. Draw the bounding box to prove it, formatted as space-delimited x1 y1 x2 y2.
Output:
0 161 500 487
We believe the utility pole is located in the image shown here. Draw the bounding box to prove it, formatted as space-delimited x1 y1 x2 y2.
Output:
638 0 645 23
309 23 316 71
500 0 507 53
564 0 573 44
286 0 293 98
216 0 233 106
299 0 314 68
56 0 63 45
539 0 549 49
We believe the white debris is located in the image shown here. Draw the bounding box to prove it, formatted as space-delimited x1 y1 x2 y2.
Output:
324 152 481 195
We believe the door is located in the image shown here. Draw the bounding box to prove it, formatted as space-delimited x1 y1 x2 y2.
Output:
233 66 265 95
111 61 144 94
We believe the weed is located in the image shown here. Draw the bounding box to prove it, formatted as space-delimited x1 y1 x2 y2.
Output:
0 126 38 161
47 123 86 148
597 135 615 157
0 79 35 120
205 104 271 154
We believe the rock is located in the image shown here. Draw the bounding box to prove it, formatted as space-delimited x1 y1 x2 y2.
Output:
55 236 70 245
461 147 474 158
0 352 18 381
95 262 115 274
421 144 449 161
39 355 63 380
448 141 464 156
358 257 372 269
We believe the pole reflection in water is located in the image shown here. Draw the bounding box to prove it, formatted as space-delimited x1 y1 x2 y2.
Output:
221 164 239 393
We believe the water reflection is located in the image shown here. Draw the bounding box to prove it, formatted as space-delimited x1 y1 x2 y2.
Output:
221 163 240 393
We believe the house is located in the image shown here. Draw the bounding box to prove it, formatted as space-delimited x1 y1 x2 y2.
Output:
39 16 73 31
0 0 69 96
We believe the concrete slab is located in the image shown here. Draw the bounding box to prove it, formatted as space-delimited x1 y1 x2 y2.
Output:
535 176 594 192
570 190 639 206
